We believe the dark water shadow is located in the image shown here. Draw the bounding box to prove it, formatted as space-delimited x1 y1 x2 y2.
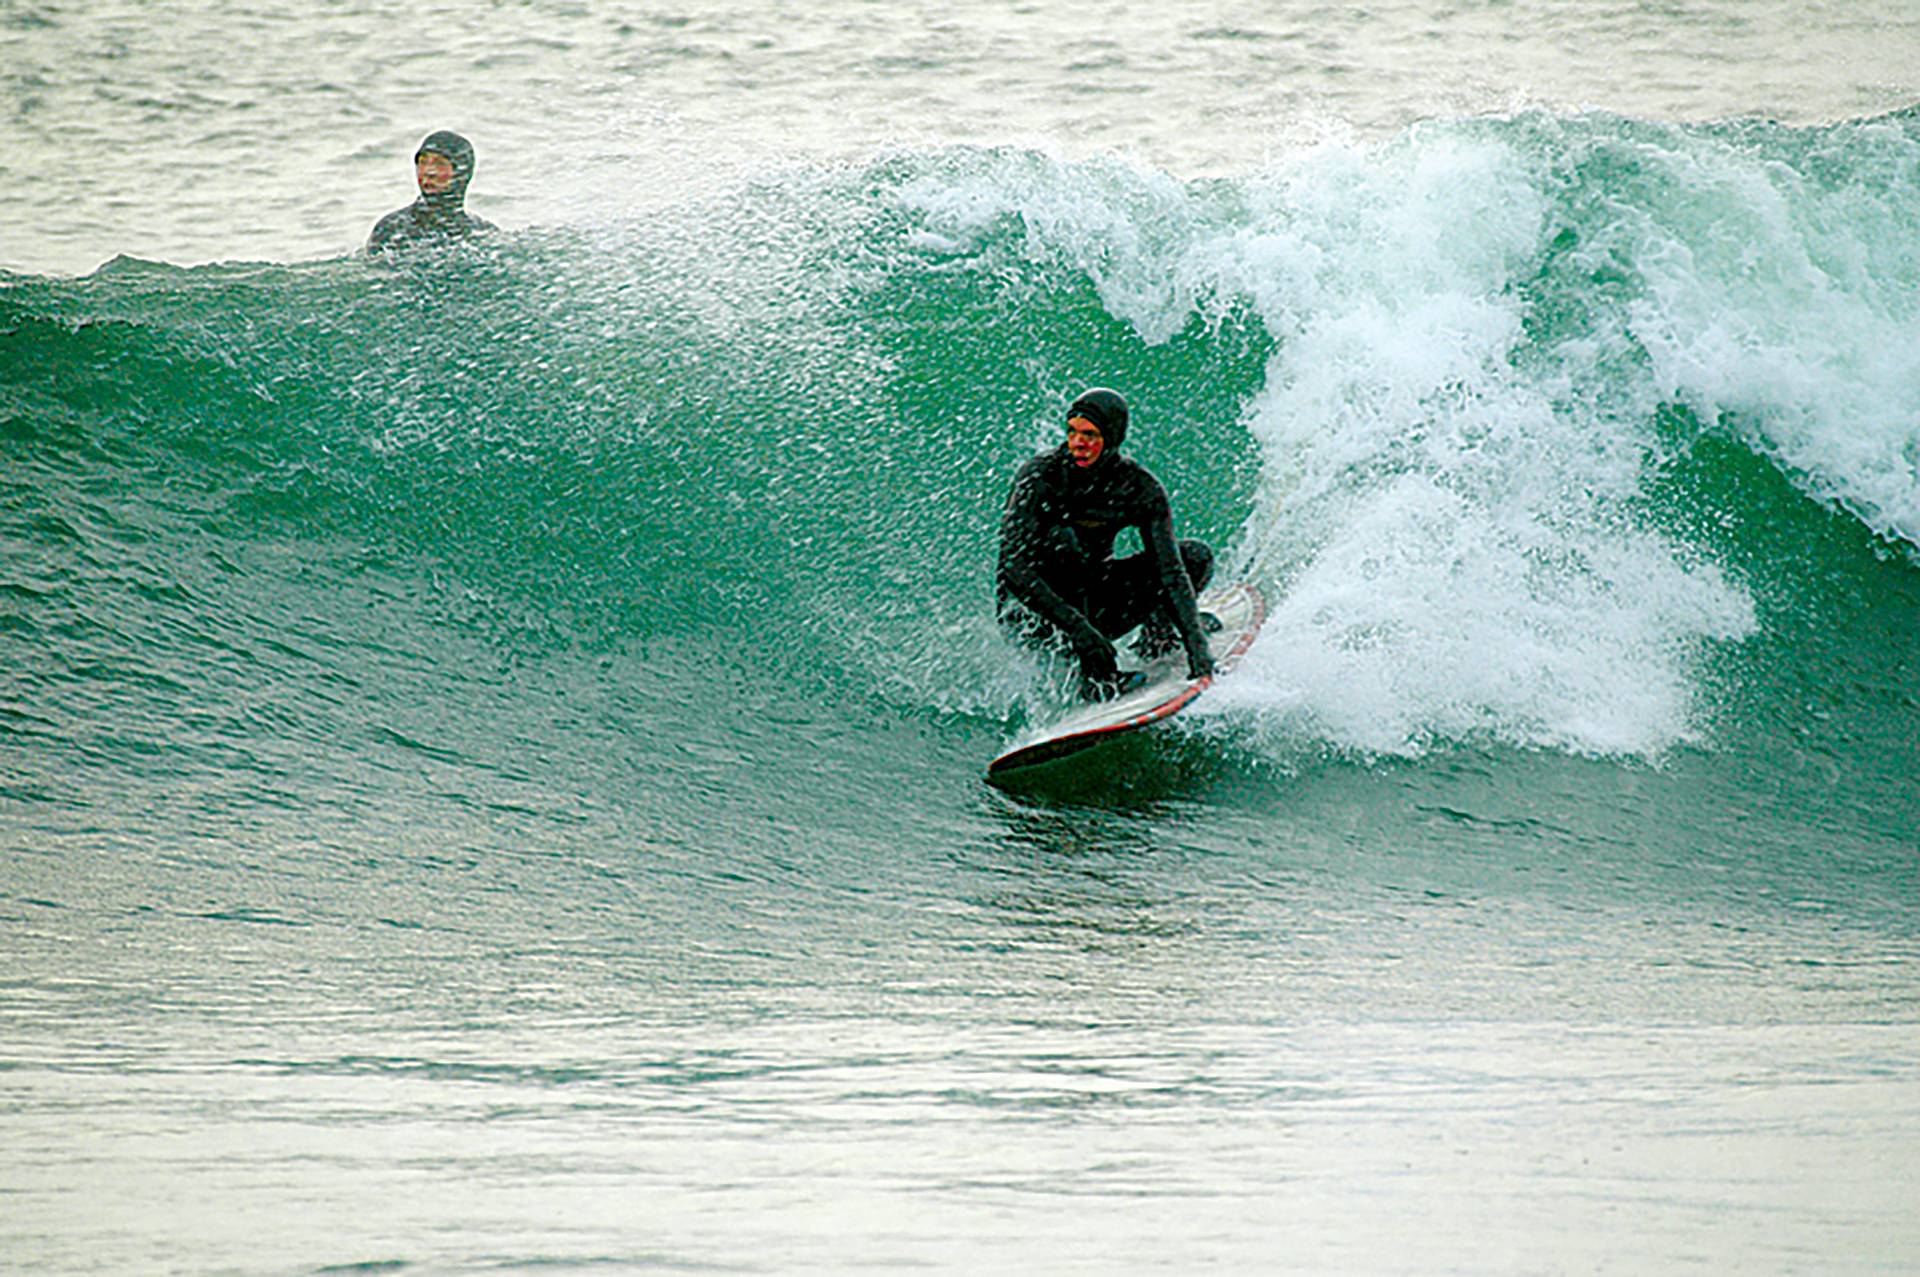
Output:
981 727 1243 811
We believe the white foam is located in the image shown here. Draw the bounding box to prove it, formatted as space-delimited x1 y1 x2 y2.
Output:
1616 119 1920 545
1205 128 1762 757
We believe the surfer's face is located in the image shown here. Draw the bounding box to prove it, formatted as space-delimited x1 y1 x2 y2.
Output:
416 152 456 195
1066 415 1105 467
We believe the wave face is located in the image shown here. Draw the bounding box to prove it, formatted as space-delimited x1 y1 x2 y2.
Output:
5 110 1920 825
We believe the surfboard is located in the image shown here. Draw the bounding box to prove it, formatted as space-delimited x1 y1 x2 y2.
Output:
987 581 1266 782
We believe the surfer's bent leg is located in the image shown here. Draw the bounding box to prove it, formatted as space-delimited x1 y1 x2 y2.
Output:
1084 539 1214 643
998 591 1143 701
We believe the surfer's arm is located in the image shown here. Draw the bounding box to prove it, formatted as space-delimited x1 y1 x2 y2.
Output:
1143 505 1215 679
997 470 1112 667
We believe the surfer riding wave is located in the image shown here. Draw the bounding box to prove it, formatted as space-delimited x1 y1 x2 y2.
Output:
996 387 1217 700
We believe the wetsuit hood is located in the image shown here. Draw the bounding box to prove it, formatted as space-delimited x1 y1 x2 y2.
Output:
1068 387 1129 452
416 129 475 208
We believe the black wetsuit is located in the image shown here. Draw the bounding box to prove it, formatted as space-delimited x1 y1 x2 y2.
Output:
368 130 496 254
996 444 1215 689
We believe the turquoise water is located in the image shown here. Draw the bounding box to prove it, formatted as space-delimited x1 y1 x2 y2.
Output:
5 3 1920 1273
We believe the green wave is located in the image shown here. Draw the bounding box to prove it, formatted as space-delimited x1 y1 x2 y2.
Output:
4 112 1917 790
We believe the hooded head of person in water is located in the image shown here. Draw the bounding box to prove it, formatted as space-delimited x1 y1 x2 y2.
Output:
413 130 475 210
1063 387 1129 469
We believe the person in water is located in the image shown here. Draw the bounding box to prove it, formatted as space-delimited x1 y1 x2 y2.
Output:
368 130 496 254
997 387 1217 699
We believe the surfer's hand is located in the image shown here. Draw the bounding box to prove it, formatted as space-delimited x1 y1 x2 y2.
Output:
1081 669 1148 702
1072 632 1119 683
1187 650 1216 681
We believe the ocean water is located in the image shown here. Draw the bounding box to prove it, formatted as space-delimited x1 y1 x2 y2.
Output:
5 2 1920 1273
